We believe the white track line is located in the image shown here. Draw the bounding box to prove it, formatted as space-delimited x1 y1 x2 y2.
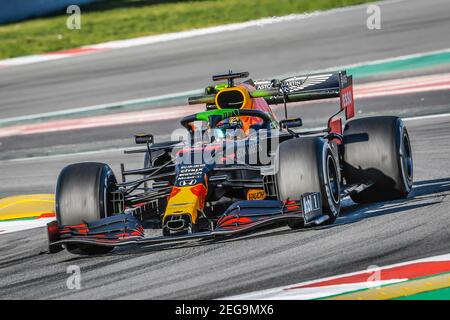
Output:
3 112 450 163
0 0 404 68
287 47 450 77
87 0 405 50
403 112 450 121
0 217 55 235
224 253 450 300
0 1 411 127
1 47 448 127
0 89 202 126
0 72 448 139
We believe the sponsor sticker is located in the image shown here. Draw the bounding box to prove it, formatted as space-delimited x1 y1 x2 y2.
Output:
247 189 266 201
302 193 321 214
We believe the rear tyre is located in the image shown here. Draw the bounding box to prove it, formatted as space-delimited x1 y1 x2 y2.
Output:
56 162 117 254
276 137 341 229
343 116 413 203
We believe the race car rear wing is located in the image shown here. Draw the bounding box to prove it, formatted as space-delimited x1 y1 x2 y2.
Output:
254 71 355 120
188 71 355 120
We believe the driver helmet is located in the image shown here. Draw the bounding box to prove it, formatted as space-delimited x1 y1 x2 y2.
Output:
216 117 246 140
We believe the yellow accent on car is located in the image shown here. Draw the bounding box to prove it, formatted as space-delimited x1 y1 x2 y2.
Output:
215 86 251 110
163 186 205 224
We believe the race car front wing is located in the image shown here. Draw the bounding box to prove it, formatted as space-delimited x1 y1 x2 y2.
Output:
47 193 326 253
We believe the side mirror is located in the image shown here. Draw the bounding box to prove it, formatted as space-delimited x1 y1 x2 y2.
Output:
279 118 303 129
135 134 154 145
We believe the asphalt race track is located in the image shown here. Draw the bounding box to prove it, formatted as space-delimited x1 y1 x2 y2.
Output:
1 0 450 119
1 0 450 299
0 113 449 299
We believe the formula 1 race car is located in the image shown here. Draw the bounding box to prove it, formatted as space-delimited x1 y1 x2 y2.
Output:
47 71 413 254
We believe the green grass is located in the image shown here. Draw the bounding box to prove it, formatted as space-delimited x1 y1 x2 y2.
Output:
0 0 375 59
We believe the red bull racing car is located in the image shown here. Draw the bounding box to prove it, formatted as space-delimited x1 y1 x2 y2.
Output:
47 71 413 255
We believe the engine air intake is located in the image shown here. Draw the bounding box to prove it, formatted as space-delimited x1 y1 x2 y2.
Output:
215 88 248 109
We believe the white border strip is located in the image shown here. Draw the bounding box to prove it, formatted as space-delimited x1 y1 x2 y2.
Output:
224 253 450 300
0 0 405 68
0 72 448 138
0 217 55 235
0 89 201 126
2 46 449 126
3 111 450 163
403 112 450 121
283 47 450 78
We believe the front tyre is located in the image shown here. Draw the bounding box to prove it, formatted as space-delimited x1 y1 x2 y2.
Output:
56 162 117 254
276 137 341 228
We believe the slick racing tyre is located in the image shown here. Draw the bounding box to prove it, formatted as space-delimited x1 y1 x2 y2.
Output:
343 116 413 203
56 162 117 254
276 137 341 228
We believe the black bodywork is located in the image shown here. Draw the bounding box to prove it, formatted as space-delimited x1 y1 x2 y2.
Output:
47 70 412 254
